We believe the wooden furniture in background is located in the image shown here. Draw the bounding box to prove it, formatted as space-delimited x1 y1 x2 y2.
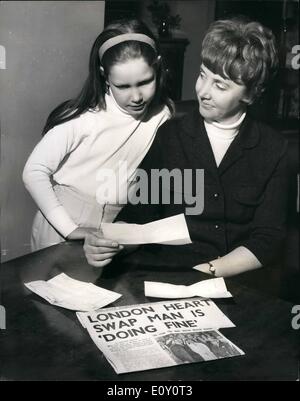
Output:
159 37 189 101
215 0 299 131
104 1 141 26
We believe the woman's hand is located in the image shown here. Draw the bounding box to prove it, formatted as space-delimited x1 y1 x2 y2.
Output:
193 262 217 276
193 247 262 278
83 231 124 268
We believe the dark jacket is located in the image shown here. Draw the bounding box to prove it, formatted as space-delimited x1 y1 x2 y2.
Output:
117 108 288 267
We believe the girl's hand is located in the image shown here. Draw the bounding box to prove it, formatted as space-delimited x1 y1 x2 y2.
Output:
83 231 124 268
114 220 139 254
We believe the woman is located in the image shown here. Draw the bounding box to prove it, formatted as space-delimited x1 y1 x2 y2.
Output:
84 17 288 277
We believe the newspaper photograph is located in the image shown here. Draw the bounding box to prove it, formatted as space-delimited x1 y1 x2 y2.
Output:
77 297 244 374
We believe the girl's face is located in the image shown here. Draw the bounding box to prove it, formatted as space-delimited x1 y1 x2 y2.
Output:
107 57 156 117
195 64 250 124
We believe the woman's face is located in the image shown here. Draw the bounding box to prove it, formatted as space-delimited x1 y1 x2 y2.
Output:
195 64 250 124
107 57 156 117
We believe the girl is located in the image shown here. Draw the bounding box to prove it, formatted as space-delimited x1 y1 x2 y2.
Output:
85 17 288 277
23 19 173 253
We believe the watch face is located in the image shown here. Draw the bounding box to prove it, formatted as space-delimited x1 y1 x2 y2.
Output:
209 264 216 274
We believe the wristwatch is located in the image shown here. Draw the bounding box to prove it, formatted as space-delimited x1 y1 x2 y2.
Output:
208 262 216 275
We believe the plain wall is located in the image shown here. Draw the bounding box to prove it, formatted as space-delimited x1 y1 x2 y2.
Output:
0 1 105 262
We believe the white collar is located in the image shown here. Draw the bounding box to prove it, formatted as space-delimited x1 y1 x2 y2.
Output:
210 112 246 130
107 89 148 119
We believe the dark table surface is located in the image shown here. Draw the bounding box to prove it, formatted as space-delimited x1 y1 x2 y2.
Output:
1 242 299 381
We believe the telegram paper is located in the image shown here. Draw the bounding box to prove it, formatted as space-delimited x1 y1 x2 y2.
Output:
24 273 121 311
144 277 232 299
101 213 192 245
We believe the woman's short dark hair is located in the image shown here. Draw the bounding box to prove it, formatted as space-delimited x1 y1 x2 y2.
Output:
201 18 279 102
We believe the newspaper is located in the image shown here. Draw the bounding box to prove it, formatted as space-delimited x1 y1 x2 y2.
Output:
77 297 244 374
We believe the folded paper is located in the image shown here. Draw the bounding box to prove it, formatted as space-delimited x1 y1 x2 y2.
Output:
24 273 121 311
144 277 232 299
101 213 192 245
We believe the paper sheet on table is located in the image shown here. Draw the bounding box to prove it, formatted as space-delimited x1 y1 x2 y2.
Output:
101 213 192 245
24 273 121 311
144 277 232 299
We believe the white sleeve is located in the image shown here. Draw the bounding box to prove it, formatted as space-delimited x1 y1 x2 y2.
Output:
22 118 84 238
